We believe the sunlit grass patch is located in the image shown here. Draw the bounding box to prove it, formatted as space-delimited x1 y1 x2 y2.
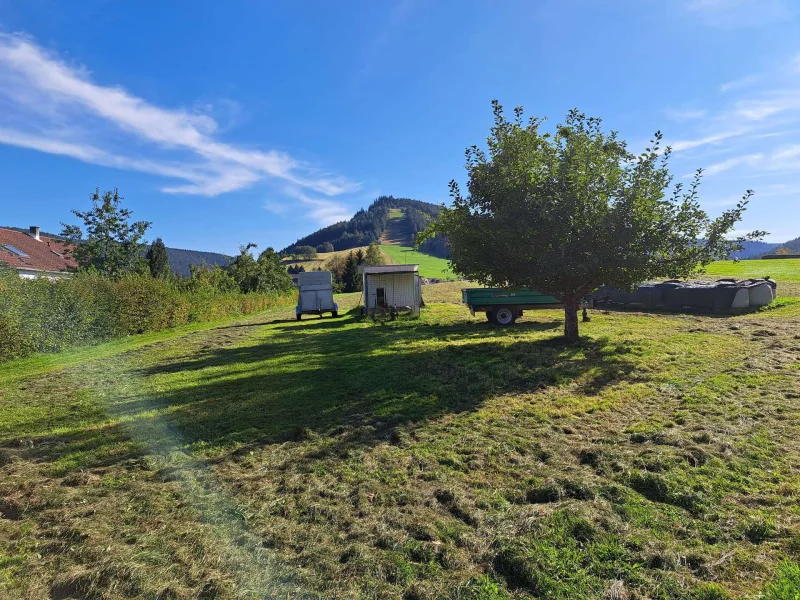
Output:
1 295 799 598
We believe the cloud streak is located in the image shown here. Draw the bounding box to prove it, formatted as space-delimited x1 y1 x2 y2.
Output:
702 153 763 176
0 33 360 198
669 128 750 152
265 187 353 227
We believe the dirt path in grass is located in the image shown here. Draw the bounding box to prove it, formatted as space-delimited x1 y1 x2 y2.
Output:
1 301 799 599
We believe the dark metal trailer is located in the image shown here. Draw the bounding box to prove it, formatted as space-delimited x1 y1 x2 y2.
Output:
462 288 562 326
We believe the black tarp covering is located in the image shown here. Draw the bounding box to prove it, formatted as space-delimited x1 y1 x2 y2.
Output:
589 278 776 314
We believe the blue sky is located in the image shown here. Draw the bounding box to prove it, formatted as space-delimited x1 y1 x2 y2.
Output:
0 0 798 254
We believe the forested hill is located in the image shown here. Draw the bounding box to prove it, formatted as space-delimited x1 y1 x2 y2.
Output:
281 196 442 253
161 247 230 277
769 235 800 256
730 241 780 259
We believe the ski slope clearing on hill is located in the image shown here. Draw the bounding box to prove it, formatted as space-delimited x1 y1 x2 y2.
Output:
380 244 457 280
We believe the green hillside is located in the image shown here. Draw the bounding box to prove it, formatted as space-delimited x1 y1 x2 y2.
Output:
376 204 456 279
281 196 441 254
380 244 457 280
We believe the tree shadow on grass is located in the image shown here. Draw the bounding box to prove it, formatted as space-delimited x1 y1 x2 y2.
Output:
131 320 637 450
2 316 640 474
210 319 289 330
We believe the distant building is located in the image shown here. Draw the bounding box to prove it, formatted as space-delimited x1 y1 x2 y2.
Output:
359 264 421 317
0 226 77 279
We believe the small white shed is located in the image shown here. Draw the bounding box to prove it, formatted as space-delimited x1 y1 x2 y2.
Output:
360 264 422 317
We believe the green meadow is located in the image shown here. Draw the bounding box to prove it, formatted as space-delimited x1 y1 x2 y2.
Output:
703 258 800 283
380 244 457 280
1 269 799 599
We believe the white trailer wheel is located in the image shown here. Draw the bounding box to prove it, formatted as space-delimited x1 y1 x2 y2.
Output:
494 307 516 326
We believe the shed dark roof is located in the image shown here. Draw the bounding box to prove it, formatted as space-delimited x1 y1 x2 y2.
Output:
359 264 419 274
0 228 77 274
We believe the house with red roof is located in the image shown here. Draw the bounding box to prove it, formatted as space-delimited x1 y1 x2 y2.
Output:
0 226 77 279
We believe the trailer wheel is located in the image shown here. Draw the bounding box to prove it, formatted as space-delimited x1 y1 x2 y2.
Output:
492 307 517 326
296 314 302 321
332 311 338 318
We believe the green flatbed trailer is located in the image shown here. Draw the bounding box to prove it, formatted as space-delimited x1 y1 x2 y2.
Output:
462 288 562 326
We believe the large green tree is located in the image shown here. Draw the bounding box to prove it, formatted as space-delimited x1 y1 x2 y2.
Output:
228 243 294 294
61 188 151 277
146 237 171 279
293 245 317 260
364 242 385 266
421 102 764 341
256 247 295 294
229 243 261 293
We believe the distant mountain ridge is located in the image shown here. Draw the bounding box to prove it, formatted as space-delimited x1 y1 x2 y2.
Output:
281 195 442 253
767 235 800 256
730 241 781 259
156 246 231 277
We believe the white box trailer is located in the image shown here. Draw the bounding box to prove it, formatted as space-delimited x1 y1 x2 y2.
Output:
296 271 339 320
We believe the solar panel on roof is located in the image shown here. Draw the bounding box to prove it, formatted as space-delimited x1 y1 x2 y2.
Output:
2 245 29 257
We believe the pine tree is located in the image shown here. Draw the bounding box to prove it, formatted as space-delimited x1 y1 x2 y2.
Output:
342 252 361 293
146 238 171 279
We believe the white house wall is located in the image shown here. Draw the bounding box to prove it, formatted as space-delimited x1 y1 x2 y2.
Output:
365 273 419 309
16 268 72 280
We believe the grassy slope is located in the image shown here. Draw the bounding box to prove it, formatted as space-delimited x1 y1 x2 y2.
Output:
282 247 370 272
381 208 457 280
381 244 457 281
1 271 799 599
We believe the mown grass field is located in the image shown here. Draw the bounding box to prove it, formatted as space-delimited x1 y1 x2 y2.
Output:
703 259 800 284
1 268 799 599
380 245 457 281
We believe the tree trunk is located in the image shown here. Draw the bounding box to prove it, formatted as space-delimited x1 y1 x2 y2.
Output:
563 297 580 342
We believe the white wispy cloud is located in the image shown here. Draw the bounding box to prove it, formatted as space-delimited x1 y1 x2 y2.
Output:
720 74 760 93
702 145 800 177
661 47 800 242
0 33 360 198
667 90 800 153
732 90 800 121
669 128 749 152
703 153 763 176
267 187 353 226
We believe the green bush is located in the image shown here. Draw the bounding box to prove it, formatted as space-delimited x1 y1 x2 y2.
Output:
0 268 293 362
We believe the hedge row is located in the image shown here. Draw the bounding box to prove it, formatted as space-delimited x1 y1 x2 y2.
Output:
0 269 293 362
